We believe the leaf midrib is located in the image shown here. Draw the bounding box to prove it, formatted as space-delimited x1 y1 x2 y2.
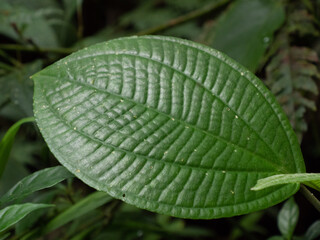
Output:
61 51 284 168
37 73 284 173
65 48 287 170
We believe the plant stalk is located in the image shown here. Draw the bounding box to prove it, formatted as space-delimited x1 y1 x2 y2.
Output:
77 0 84 39
0 44 74 54
300 184 320 213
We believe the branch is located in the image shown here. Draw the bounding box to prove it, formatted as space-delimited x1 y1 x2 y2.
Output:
300 184 320 213
136 0 230 36
77 0 84 39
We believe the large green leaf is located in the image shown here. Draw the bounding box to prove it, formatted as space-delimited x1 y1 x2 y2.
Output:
0 166 73 206
211 0 285 72
0 203 53 232
32 35 305 219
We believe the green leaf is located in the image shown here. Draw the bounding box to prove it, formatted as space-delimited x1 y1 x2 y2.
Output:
277 198 299 240
0 203 53 232
0 117 34 179
0 166 73 206
211 0 285 72
32 35 305 219
305 220 320 240
43 191 112 233
251 173 320 192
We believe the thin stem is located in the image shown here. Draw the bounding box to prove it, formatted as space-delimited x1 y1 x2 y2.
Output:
0 44 75 54
300 184 320 213
136 0 230 36
0 49 21 67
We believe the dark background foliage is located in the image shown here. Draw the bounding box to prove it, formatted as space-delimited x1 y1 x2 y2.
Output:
0 0 320 239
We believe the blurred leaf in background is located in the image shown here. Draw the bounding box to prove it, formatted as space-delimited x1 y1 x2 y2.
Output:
208 0 285 72
0 61 42 120
0 0 320 239
0 0 60 48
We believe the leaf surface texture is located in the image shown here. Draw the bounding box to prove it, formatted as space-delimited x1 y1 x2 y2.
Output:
33 36 305 219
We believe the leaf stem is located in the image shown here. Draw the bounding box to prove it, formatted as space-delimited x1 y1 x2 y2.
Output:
0 44 75 54
136 0 230 36
300 184 320 213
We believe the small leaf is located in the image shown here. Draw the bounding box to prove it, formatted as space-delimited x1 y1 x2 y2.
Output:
0 203 53 232
277 198 299 240
0 117 34 179
0 166 73 206
305 220 320 240
251 173 320 191
43 191 112 233
33 35 305 219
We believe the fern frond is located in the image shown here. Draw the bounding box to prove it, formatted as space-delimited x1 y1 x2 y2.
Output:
266 36 319 141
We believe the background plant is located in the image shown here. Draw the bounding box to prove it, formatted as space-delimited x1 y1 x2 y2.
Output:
0 0 320 239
